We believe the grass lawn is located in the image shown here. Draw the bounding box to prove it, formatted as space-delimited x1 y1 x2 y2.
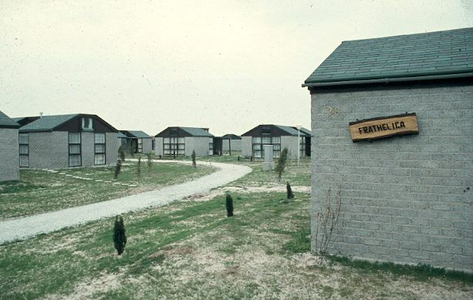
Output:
1 189 471 298
1 156 471 299
0 162 214 220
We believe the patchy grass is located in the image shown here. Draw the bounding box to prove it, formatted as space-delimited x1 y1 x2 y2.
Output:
232 157 311 187
1 188 472 299
0 162 214 220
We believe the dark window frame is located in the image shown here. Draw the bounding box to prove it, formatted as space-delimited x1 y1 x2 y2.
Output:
19 133 29 168
163 137 185 156
94 133 106 165
68 132 82 167
252 135 281 158
137 138 143 153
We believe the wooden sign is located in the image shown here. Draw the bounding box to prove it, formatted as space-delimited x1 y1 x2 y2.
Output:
349 113 419 142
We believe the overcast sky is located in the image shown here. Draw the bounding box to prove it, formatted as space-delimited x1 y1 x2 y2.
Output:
1 0 472 136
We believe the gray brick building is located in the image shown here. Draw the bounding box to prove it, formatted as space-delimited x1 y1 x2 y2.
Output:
155 126 214 157
241 124 311 159
303 27 473 272
16 114 118 169
0 111 20 182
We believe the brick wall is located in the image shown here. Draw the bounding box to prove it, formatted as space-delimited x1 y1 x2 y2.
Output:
155 137 164 156
106 132 118 165
29 132 69 169
310 83 473 272
0 128 19 181
185 137 210 157
241 136 252 157
142 138 153 154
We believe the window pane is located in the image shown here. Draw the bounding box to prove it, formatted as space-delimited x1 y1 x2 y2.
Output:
252 137 261 143
178 144 185 150
164 137 170 143
272 137 281 144
19 145 29 155
273 144 281 151
164 150 170 155
19 133 29 144
178 150 185 155
164 144 170 150
178 137 184 143
95 154 106 165
82 118 93 130
138 138 143 145
273 150 280 158
95 144 106 153
69 133 81 144
94 133 105 144
262 137 271 144
253 144 261 150
254 150 262 158
69 155 81 167
69 145 81 154
19 155 29 167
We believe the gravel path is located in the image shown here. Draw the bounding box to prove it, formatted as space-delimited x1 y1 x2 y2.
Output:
0 161 252 244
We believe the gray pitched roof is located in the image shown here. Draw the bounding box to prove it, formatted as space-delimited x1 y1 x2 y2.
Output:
121 130 151 138
19 114 78 132
117 132 128 139
275 125 311 136
304 27 473 87
0 111 20 128
222 134 242 140
180 127 214 137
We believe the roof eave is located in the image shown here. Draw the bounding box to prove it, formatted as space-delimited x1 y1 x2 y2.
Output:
0 125 21 129
303 72 473 88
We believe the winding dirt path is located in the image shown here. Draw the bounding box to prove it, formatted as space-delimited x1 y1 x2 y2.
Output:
0 161 252 244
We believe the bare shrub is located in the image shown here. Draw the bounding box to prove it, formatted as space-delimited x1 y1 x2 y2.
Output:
313 186 344 255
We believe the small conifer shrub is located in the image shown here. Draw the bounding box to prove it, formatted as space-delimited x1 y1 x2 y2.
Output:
275 148 288 182
226 193 234 217
137 157 142 181
146 153 152 174
113 215 127 255
191 150 196 168
114 159 122 179
287 182 294 199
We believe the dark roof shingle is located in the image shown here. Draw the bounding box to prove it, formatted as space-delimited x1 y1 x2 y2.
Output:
180 127 214 137
0 111 20 129
304 27 473 87
19 114 78 132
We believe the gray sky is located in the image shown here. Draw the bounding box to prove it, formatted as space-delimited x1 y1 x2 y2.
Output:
1 0 472 136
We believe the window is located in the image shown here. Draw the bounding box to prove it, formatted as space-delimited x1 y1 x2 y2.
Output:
163 135 185 156
94 133 106 165
81 117 93 131
137 138 143 153
69 133 81 167
252 135 281 158
299 136 305 158
209 138 213 155
19 133 29 167
152 138 155 150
